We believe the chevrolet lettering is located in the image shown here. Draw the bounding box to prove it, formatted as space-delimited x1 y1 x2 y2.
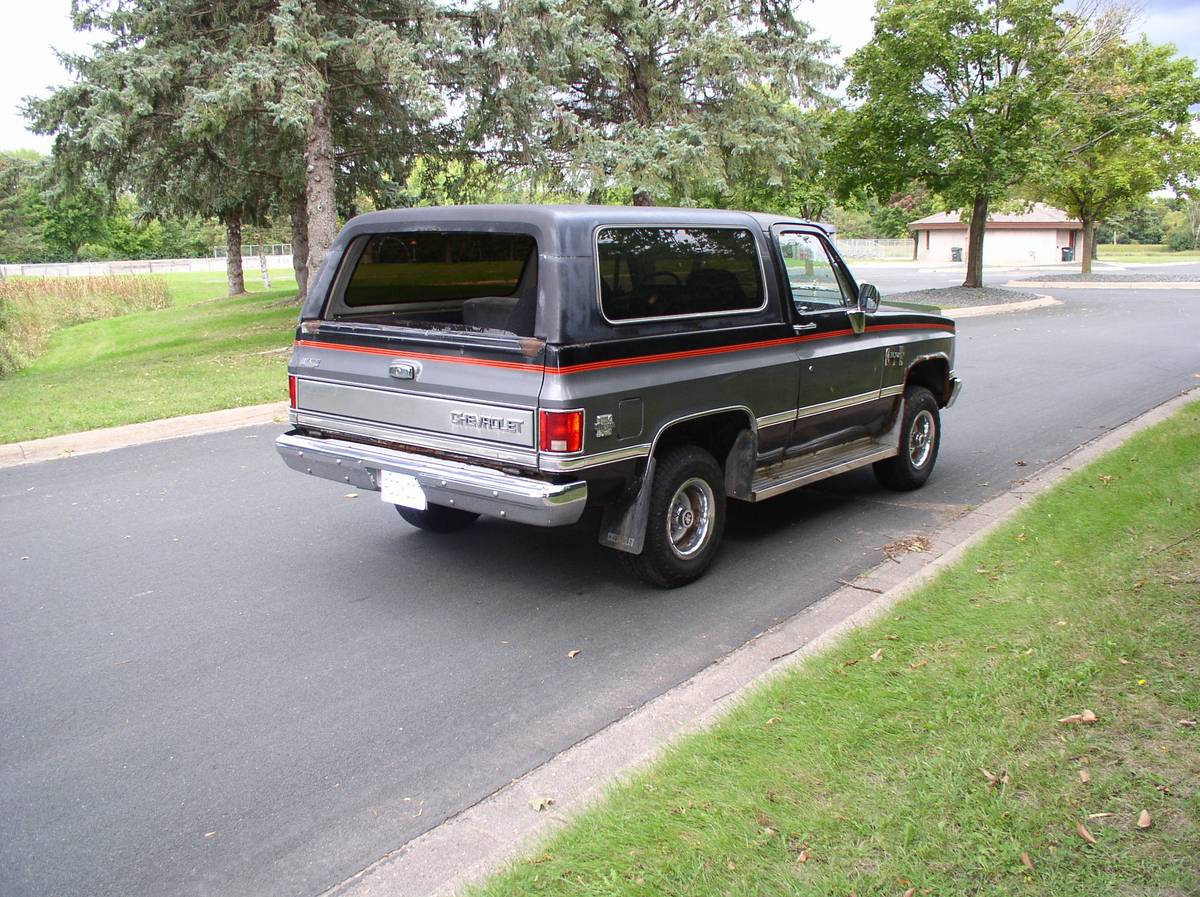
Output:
449 411 524 434
277 205 962 587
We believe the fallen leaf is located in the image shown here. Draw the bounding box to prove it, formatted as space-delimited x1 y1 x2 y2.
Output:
727 859 736 870
885 634 899 641
1015 531 1026 542
1079 769 1090 784
903 889 916 897
1118 657 1130 664
909 659 929 669
795 849 809 864
1020 852 1034 869
566 649 581 659
981 767 999 786
1076 821 1098 845
1137 809 1152 830
765 716 781 725
530 797 555 812
1058 709 1098 725
1056 620 1068 627
870 648 884 661
1098 474 1114 486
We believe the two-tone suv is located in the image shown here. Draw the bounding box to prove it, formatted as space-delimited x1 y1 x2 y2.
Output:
276 205 961 586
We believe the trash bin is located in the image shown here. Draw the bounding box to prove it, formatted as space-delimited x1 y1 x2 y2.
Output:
1061 246 1074 262
950 247 963 262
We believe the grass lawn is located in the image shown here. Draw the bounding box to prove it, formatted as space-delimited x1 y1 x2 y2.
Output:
1097 244 1200 264
0 269 299 443
473 402 1200 897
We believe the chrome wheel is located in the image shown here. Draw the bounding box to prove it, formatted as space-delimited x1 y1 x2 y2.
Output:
666 476 715 560
909 408 936 469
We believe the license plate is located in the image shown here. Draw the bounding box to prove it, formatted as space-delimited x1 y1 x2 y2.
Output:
379 470 427 510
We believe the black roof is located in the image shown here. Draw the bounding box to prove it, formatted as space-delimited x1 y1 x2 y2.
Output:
338 204 828 258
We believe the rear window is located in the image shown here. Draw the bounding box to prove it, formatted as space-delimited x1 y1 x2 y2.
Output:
597 227 764 322
343 232 535 307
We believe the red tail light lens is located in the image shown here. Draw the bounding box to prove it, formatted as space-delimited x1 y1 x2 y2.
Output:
288 375 298 409
539 409 583 453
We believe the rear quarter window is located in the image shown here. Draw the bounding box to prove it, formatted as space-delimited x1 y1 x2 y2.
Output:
597 227 765 322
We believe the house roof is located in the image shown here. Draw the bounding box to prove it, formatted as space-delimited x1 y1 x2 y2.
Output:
909 203 1082 231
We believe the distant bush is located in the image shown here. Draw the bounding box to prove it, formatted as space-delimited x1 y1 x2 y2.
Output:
0 275 169 376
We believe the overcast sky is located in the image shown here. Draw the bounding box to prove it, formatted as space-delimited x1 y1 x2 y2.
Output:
2 0 1199 153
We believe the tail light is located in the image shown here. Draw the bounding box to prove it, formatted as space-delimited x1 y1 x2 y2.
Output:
539 409 583 453
288 375 298 409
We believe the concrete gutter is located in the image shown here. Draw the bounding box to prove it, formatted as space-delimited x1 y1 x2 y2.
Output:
326 386 1200 897
942 294 1061 318
1010 281 1200 290
0 402 287 469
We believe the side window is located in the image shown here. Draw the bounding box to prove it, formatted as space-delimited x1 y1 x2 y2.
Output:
776 232 849 313
597 227 764 322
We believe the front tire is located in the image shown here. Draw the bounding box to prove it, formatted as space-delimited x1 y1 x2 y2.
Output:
873 385 940 491
395 503 480 533
622 446 726 588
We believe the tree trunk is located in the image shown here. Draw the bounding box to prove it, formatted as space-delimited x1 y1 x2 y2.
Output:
632 189 654 207
225 214 246 296
1080 217 1095 275
290 194 309 302
963 193 988 288
304 87 337 300
257 238 271 290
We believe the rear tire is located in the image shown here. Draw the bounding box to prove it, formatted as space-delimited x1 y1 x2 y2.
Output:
395 503 480 533
873 385 940 491
621 445 726 588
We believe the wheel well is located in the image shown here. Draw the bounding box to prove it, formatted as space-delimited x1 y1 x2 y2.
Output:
905 357 951 406
652 410 752 469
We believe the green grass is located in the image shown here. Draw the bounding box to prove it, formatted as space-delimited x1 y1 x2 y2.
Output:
0 269 299 442
1097 244 1200 264
474 402 1200 897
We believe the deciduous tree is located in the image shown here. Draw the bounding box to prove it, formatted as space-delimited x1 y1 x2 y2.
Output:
832 0 1068 287
1035 31 1200 272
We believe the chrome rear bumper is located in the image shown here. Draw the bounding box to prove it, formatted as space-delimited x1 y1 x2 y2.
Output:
275 432 588 527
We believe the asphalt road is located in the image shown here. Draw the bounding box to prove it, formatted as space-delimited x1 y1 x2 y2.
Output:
2 277 1199 897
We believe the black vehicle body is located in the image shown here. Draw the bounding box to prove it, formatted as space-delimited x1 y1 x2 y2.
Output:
277 205 961 585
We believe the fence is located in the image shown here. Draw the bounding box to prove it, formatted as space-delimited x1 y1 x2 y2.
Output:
833 237 914 260
212 243 292 259
0 254 295 278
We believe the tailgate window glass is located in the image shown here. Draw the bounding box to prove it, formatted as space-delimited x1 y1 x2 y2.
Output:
343 232 535 307
597 227 765 322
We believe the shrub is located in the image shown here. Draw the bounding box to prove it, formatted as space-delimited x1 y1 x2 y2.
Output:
0 275 169 377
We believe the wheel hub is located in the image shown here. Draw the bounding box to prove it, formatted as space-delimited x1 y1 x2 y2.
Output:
666 477 715 560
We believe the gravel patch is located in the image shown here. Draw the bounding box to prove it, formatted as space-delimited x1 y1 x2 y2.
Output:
1014 272 1199 283
885 285 1042 309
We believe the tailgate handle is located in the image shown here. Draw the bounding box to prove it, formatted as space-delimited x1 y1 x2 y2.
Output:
389 361 420 380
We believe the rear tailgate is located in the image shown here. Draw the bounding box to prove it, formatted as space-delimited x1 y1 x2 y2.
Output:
289 322 546 469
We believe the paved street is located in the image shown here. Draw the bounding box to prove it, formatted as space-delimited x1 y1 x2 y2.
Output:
2 274 1199 897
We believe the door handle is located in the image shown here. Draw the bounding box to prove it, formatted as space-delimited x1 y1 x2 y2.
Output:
793 323 817 332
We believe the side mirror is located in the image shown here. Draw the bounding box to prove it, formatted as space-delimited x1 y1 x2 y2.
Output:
849 282 880 334
857 282 881 314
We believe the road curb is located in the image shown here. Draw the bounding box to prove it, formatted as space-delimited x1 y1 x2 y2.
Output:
1009 280 1200 290
942 294 1061 318
0 402 288 469
326 385 1200 897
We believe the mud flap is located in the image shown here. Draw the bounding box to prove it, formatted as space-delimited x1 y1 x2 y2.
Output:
598 457 656 555
724 429 755 500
